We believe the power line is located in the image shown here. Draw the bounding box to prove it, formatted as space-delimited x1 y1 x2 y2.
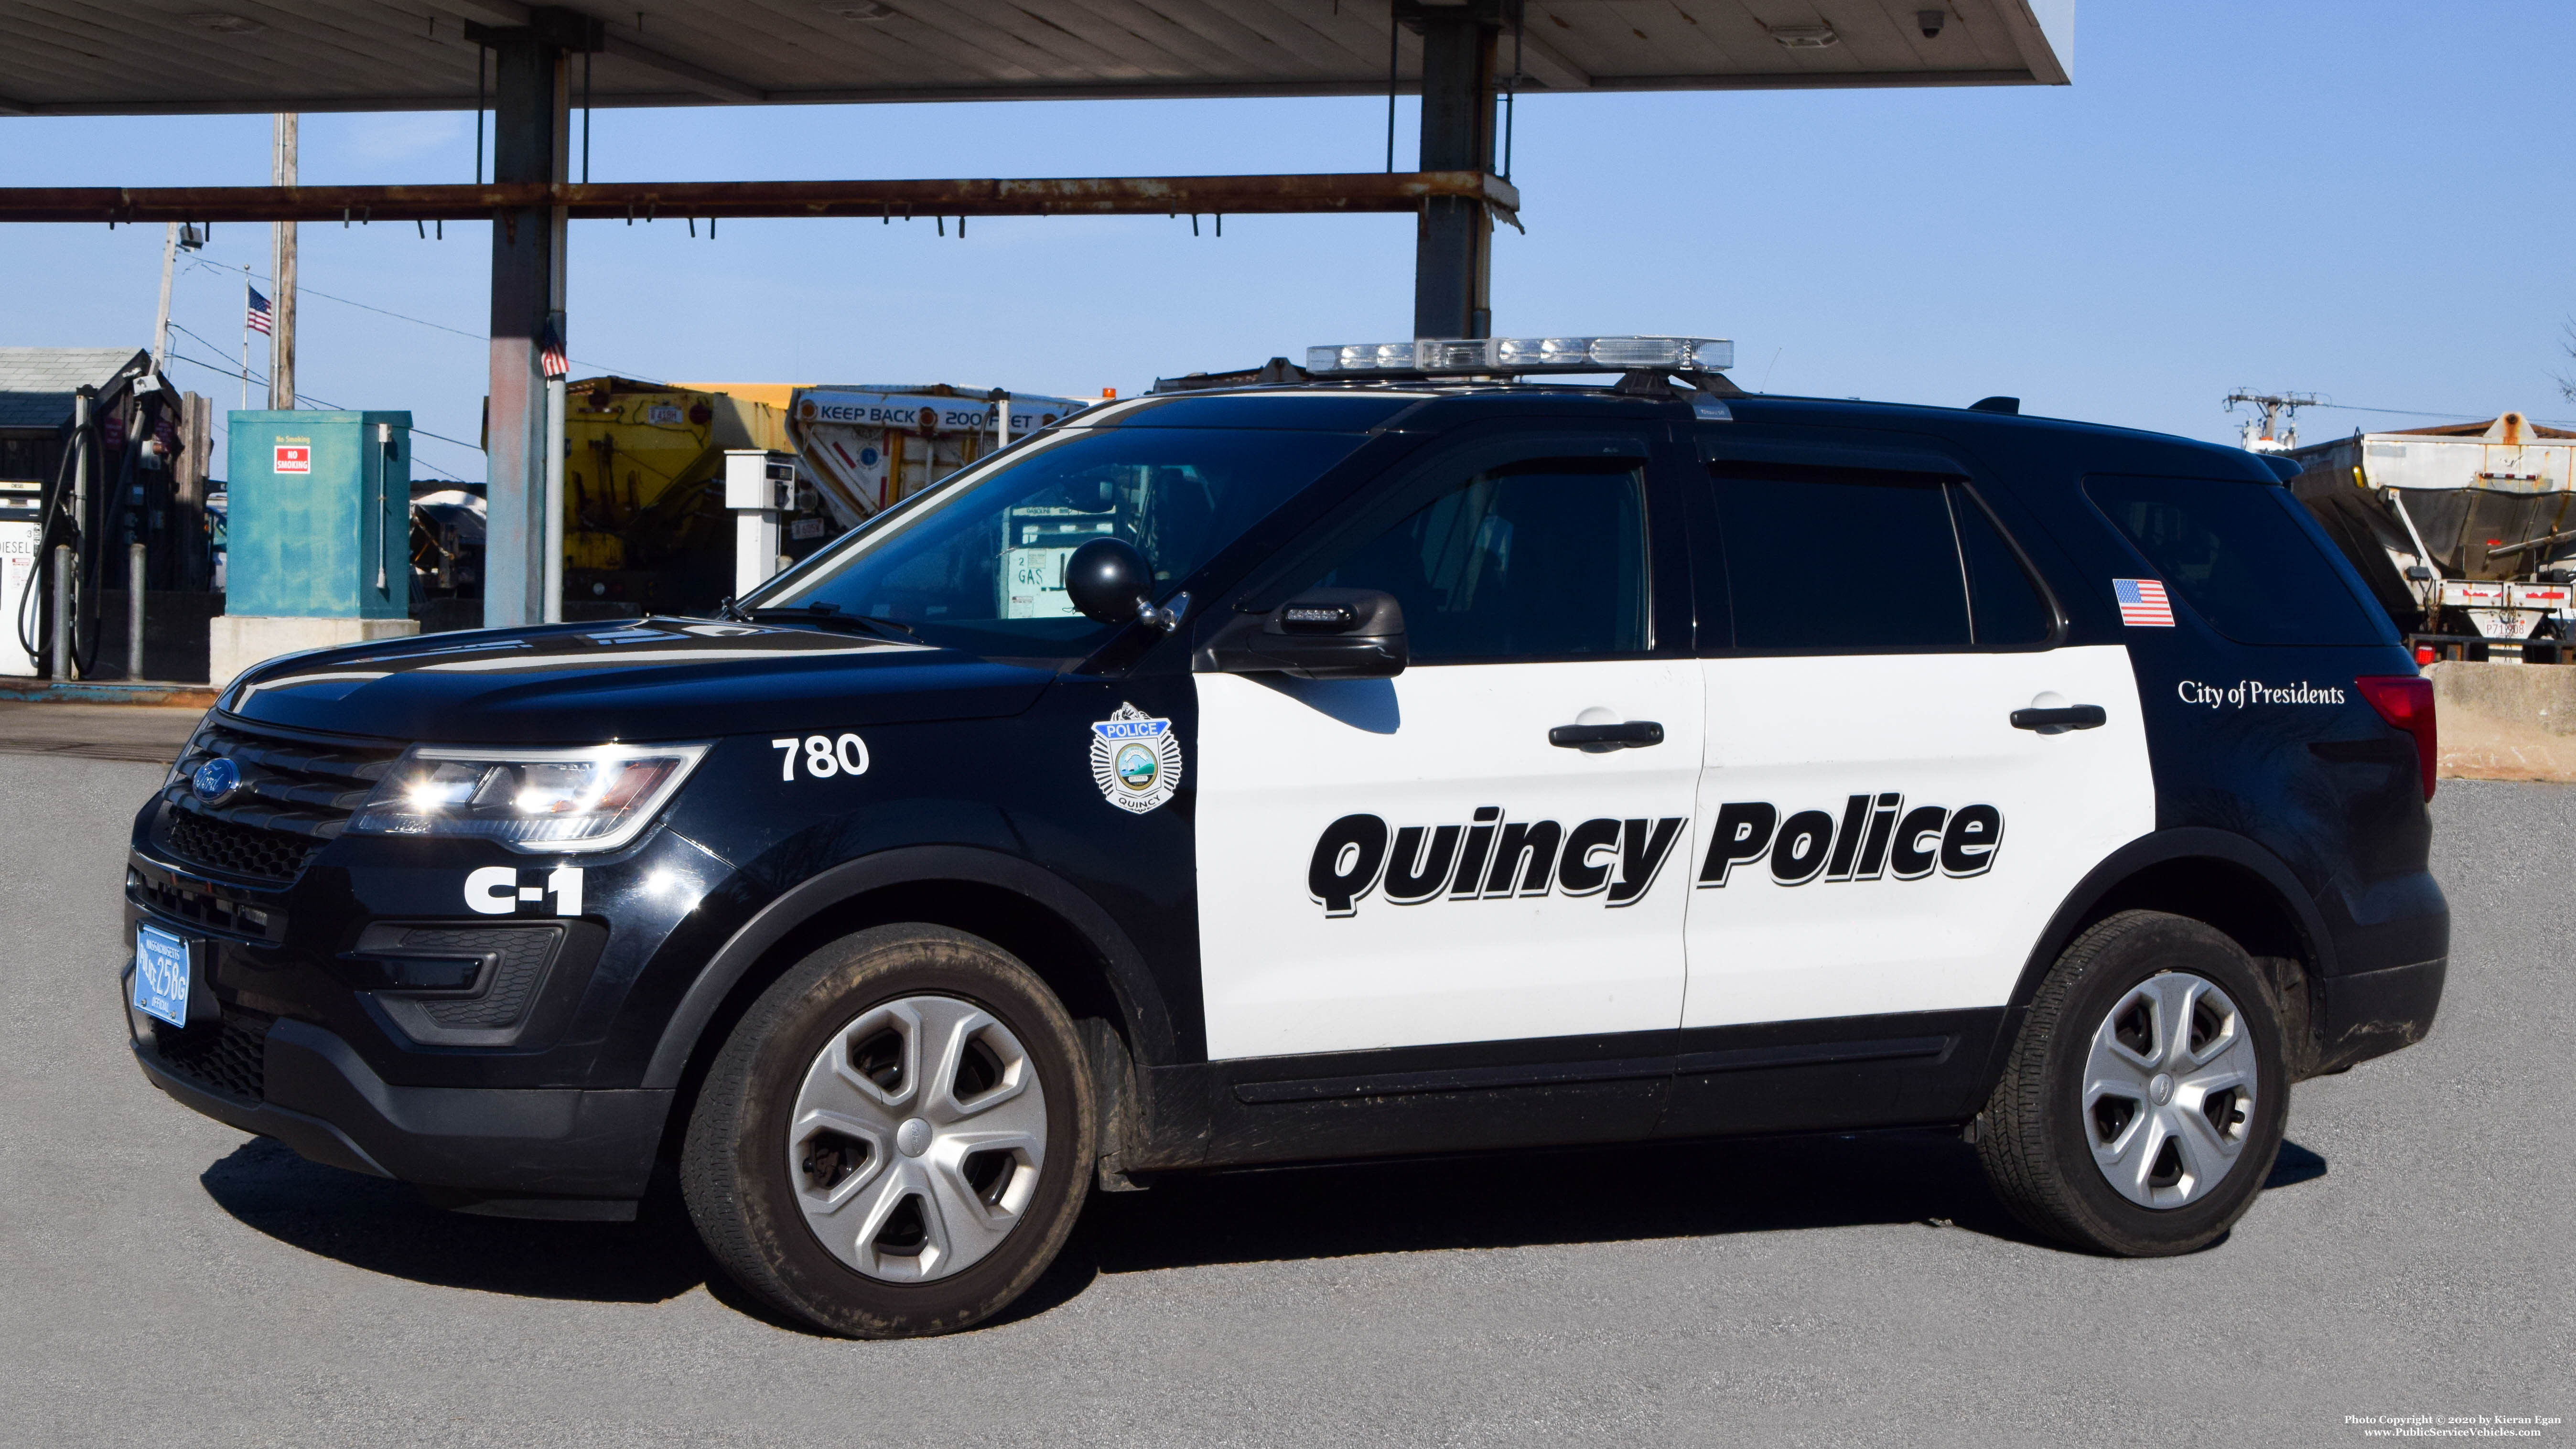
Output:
167 327 483 454
183 257 662 381
2307 400 2576 429
165 351 476 483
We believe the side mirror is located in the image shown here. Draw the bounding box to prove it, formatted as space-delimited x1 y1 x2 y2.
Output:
1065 538 1153 625
1195 589 1407 679
2403 565 2435 583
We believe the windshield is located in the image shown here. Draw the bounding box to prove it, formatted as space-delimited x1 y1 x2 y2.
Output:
752 426 1368 656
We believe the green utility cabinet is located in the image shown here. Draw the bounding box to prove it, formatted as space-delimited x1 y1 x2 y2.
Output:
225 410 412 619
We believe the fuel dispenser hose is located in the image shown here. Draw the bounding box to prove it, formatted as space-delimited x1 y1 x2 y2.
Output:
14 413 106 680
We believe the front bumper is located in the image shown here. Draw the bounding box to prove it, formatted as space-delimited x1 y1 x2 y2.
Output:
126 971 670 1219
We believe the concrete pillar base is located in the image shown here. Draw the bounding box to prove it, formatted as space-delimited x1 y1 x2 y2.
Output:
210 616 420 691
2423 659 2576 781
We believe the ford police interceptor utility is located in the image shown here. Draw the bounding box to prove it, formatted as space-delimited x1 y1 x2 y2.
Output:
123 336 2447 1338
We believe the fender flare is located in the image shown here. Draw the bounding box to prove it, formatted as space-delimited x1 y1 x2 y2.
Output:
640 845 1176 1090
2004 827 2335 1020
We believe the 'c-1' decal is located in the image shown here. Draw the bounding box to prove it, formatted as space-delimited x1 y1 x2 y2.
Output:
1698 794 2001 888
465 865 585 916
1309 808 1686 917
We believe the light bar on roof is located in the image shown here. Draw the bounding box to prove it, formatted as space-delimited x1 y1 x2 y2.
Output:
1304 335 1735 376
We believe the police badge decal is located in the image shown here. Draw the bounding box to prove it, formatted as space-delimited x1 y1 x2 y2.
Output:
1089 702 1184 814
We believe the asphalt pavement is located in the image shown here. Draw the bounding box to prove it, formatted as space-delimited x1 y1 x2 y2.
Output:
2 756 2566 1447
0 701 201 764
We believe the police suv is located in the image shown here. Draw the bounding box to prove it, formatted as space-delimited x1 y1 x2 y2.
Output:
124 336 2447 1337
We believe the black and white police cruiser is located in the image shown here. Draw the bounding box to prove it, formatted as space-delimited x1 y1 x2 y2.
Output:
124 334 2447 1336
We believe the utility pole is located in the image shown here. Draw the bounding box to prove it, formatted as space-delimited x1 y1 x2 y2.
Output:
269 113 299 410
152 225 180 370
151 222 204 374
2224 390 2321 452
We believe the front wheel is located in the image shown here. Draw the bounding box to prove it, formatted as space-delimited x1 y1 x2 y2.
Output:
681 924 1097 1337
1975 910 2290 1256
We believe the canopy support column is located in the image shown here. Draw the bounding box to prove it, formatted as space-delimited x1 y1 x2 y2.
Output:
474 21 574 628
1410 0 1501 340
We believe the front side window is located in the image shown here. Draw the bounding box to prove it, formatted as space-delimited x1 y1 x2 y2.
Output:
1305 458 1650 662
757 427 1367 656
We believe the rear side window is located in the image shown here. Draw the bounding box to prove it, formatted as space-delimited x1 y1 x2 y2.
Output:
1955 493 2055 646
2083 475 2394 646
1710 463 2055 651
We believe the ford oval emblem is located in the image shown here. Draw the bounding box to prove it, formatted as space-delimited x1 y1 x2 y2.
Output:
190 756 240 804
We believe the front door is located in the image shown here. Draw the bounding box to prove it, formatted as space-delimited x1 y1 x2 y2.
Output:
1193 430 1706 1061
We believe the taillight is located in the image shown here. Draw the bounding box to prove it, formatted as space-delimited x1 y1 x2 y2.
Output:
2355 675 2437 801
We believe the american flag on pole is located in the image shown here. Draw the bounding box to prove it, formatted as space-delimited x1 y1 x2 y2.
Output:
2113 578 2175 627
246 286 273 336
539 317 569 380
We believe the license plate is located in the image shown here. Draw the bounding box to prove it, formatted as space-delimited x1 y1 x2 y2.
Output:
134 923 194 1029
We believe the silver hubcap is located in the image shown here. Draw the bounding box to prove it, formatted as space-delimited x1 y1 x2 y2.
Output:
2083 972 2258 1209
786 994 1048 1282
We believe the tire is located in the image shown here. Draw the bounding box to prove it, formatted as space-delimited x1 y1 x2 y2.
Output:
681 923 1098 1337
1974 910 2290 1256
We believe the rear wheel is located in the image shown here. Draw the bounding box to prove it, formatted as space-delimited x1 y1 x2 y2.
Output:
681 924 1096 1336
1975 910 2289 1256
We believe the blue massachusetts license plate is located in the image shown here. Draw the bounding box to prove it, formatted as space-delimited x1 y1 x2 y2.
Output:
134 923 194 1029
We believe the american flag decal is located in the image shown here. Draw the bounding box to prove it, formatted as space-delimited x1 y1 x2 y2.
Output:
246 286 272 336
2114 578 2174 627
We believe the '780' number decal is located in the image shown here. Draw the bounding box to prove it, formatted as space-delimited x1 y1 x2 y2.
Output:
774 733 871 781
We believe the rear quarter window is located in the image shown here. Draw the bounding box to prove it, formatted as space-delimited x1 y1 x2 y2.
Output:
2082 474 2396 646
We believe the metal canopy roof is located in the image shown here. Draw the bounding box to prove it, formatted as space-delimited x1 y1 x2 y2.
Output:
3 0 2071 116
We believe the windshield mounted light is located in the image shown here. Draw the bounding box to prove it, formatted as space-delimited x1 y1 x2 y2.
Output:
1305 335 1734 378
348 742 711 853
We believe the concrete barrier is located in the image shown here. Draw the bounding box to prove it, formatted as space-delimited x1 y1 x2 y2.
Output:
2425 660 2576 782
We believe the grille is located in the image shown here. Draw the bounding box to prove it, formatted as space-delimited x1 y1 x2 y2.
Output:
164 810 320 882
403 926 560 1029
133 874 283 939
158 720 402 883
154 1006 274 1101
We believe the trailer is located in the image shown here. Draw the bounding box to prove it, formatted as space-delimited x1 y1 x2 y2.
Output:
787 384 1092 517
2285 411 2576 662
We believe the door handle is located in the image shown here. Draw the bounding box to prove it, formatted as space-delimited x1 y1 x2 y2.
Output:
1549 720 1665 752
2010 705 2107 731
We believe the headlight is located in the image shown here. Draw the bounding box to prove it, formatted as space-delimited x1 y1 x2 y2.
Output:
348 743 710 853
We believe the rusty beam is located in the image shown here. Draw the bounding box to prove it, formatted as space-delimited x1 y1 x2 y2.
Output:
0 172 1520 225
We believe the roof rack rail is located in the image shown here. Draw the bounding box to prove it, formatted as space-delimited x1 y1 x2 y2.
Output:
1149 356 1310 394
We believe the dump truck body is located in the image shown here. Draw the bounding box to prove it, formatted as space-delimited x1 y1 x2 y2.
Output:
2286 411 2576 652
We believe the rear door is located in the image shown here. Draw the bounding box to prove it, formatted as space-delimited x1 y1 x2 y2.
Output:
1679 441 2154 1034
1192 427 1705 1062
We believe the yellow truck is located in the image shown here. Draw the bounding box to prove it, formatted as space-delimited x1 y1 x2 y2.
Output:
552 377 1092 616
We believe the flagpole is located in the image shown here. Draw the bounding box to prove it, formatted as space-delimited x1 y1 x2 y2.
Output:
239 268 250 410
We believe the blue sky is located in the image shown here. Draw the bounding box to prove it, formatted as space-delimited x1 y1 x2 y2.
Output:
4 0 2572 484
